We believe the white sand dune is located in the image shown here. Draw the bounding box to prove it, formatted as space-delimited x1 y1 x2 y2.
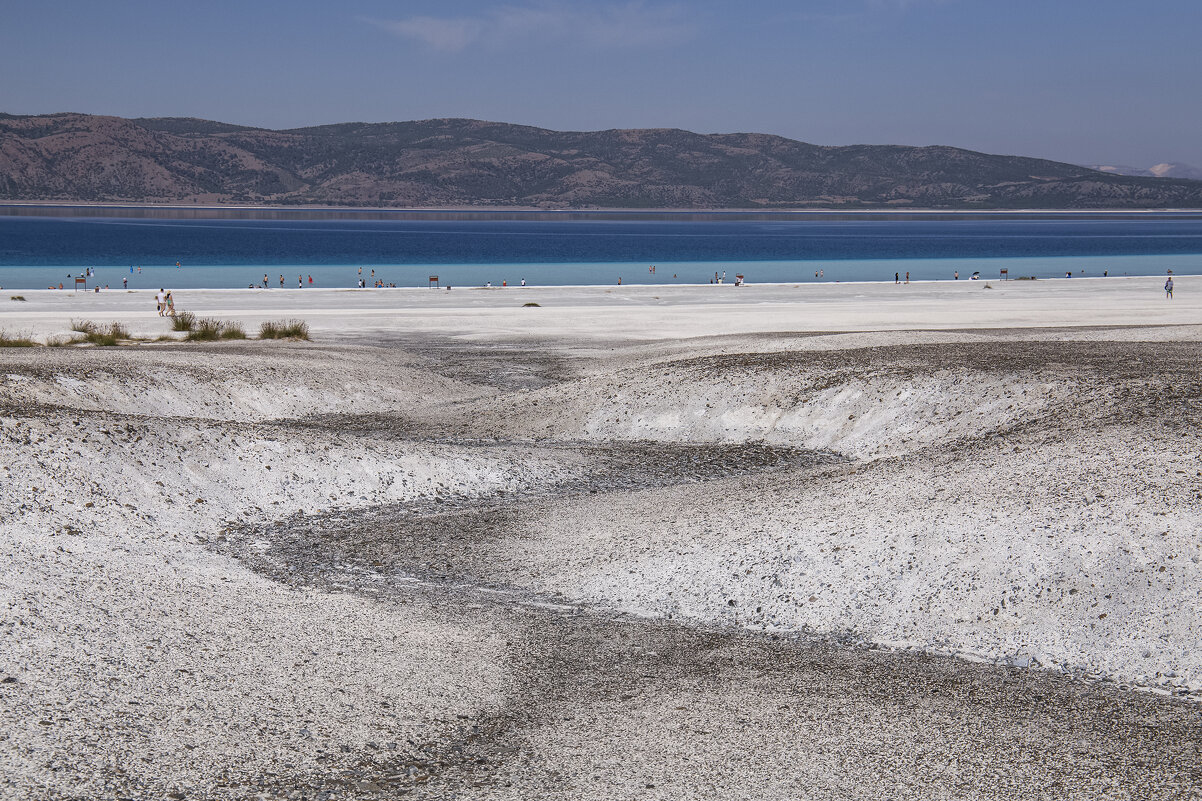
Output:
2 277 1199 798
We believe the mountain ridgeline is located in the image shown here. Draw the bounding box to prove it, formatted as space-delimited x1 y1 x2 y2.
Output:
2 112 1201 209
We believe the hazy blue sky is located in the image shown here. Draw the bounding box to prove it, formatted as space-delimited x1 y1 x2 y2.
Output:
3 0 1199 167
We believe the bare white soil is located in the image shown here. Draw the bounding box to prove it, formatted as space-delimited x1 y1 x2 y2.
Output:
1 280 1199 799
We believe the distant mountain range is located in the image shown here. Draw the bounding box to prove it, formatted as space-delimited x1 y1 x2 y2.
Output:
1085 162 1202 180
3 112 1202 209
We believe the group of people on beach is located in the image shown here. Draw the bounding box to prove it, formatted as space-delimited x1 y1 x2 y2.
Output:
255 274 315 288
30 264 1188 296
350 267 399 288
155 288 176 316
45 269 115 291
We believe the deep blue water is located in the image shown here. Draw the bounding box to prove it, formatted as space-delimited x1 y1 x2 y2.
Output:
2 207 1201 289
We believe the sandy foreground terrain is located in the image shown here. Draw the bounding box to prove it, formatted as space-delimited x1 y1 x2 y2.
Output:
1 277 1200 799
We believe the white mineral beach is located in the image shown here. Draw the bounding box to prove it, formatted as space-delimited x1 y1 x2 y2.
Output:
2 275 1197 342
2 276 1199 799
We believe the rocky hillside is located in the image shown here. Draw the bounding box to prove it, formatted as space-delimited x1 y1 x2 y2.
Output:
3 112 1202 208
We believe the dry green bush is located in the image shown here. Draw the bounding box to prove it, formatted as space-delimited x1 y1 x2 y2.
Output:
84 322 128 347
185 318 224 341
259 319 310 340
171 311 196 331
220 321 247 340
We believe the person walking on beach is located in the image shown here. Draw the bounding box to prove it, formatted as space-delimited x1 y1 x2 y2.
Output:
298 274 303 288
122 277 127 289
155 288 166 316
279 274 284 288
1165 276 1174 298
905 271 910 284
165 291 175 316
895 272 900 284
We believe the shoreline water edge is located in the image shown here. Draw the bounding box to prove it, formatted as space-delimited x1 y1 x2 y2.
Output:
3 208 1202 290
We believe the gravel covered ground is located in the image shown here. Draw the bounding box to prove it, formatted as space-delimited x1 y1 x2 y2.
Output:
2 284 1201 798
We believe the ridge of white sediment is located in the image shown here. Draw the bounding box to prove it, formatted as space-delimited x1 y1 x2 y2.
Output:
2 279 1200 796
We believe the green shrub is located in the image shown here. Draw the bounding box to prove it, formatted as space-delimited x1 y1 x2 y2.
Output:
83 323 125 347
259 319 310 340
283 319 310 339
172 311 196 331
66 320 129 345
185 318 224 341
220 321 247 340
69 322 127 347
10 296 26 301
523 302 541 307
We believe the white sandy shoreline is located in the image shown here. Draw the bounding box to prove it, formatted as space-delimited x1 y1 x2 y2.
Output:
2 275 1196 344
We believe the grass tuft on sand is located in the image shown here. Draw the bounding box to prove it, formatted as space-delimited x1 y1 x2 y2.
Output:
185 318 225 341
179 317 247 339
171 311 197 332
68 320 129 346
259 319 310 340
10 295 26 301
87 323 129 347
220 321 247 340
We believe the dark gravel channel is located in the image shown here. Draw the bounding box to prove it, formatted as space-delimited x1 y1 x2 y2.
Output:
207 438 1202 801
215 440 845 592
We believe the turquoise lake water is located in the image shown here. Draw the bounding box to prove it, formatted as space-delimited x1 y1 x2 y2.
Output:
1 207 1199 289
